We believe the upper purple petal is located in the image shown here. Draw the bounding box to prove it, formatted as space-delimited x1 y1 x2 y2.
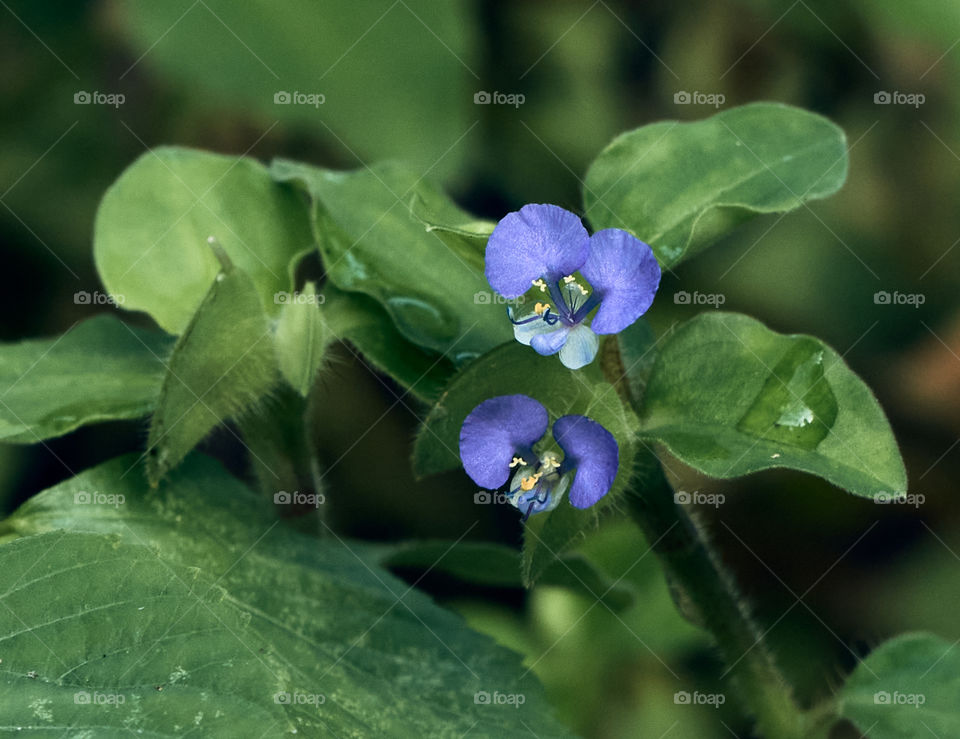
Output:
485 204 590 298
553 415 619 508
580 229 661 334
460 395 549 489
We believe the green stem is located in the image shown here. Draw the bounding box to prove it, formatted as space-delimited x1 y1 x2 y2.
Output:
625 452 834 739
239 386 327 535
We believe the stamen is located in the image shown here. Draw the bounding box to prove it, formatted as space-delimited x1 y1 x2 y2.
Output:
563 275 576 284
509 456 526 468
519 472 542 491
541 456 560 470
534 302 550 316
531 278 548 292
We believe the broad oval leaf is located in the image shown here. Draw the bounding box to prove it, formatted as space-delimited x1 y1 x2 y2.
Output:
638 312 906 497
840 632 960 739
94 147 313 335
583 102 848 268
270 159 512 362
147 263 278 484
412 342 639 585
0 454 574 738
0 316 172 443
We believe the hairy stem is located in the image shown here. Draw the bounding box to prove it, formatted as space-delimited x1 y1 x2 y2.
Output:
625 452 834 738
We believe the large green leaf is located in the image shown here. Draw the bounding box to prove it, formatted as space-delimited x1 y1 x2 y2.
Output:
638 312 906 497
839 633 960 738
583 102 848 268
94 147 313 335
0 454 573 737
412 342 639 585
271 159 512 361
146 262 278 484
115 0 477 179
0 316 172 443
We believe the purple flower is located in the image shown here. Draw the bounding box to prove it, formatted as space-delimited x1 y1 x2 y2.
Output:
459 394 619 517
485 204 661 369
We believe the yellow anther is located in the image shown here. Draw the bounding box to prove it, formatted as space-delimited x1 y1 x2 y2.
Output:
531 278 548 292
509 456 526 468
519 474 541 491
542 456 561 470
534 302 550 316
563 275 576 284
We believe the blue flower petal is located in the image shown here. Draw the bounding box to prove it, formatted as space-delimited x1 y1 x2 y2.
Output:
558 323 599 369
460 395 549 489
580 229 660 334
485 204 590 298
553 415 619 508
530 325 570 356
512 312 560 346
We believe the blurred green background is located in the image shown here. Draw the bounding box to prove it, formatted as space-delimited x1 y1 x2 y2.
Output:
2 1 959 736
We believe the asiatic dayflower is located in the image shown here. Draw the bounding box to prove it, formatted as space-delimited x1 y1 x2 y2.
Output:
485 204 661 369
459 394 619 519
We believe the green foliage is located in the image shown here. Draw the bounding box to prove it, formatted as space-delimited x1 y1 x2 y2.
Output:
115 0 478 177
583 103 848 267
321 286 456 402
0 454 572 738
146 263 278 484
273 281 330 397
636 312 906 497
0 316 172 443
270 158 512 362
94 147 313 335
840 633 960 738
376 539 634 611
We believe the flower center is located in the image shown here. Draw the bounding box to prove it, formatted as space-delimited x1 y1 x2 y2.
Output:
508 452 567 519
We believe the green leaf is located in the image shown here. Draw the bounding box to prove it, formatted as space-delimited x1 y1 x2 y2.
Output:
638 312 906 497
0 454 571 737
146 263 278 484
322 286 456 403
375 539 634 611
270 158 512 361
412 342 638 585
94 147 313 335
273 281 330 396
583 102 848 268
839 632 960 739
115 0 477 179
0 316 172 443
